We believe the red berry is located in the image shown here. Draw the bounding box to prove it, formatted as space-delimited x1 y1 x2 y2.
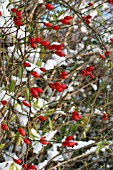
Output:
86 15 92 19
23 100 30 107
1 123 8 131
28 164 36 170
86 19 90 24
60 19 70 25
38 115 47 122
18 127 25 136
60 84 67 90
72 111 82 121
30 88 38 98
65 135 73 141
55 50 62 56
86 66 94 72
54 82 61 87
60 74 66 79
40 40 50 47
13 18 22 26
105 50 110 56
1 100 7 106
56 44 63 50
82 16 86 20
62 141 77 147
45 4 54 10
23 62 31 67
13 158 21 164
89 74 94 79
16 11 21 17
40 137 49 145
103 113 108 117
22 164 28 169
61 71 67 75
23 138 30 145
56 86 63 92
110 38 113 42
88 2 93 6
0 11 2 16
62 141 69 147
40 67 46 72
44 22 52 27
48 82 53 88
108 0 113 4
31 43 36 49
68 141 78 147
81 70 90 76
100 54 105 59
52 25 60 30
46 45 55 50
35 87 43 94
30 37 35 43
35 37 41 43
11 8 17 13
64 16 72 20
102 113 108 121
30 71 39 78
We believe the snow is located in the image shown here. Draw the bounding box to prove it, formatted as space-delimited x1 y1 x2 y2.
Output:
0 161 21 170
37 160 48 170
17 112 28 126
44 59 57 70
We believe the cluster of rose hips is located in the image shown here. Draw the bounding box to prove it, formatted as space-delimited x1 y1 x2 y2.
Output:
62 135 78 147
43 22 60 30
100 51 110 60
72 111 82 121
99 38 113 59
81 65 94 79
82 15 92 24
102 113 108 121
30 87 43 98
29 36 65 57
60 15 72 25
11 8 23 27
49 82 67 92
14 158 36 170
60 71 67 79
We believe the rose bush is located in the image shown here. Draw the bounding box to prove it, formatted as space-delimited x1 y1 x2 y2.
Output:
0 0 113 169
